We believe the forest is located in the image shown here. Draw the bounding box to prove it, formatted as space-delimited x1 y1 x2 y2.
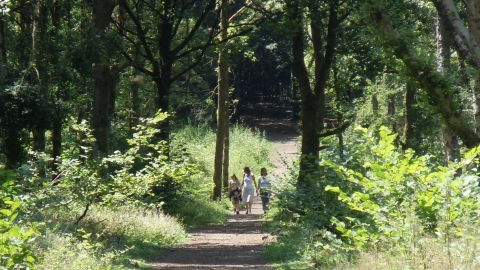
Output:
2 0 480 269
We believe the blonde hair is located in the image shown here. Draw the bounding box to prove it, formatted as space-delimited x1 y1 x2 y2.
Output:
230 174 238 181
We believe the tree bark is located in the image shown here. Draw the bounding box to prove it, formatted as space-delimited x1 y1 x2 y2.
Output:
287 0 318 183
432 0 480 68
402 81 415 153
32 2 49 153
435 15 460 165
213 0 229 200
92 0 120 156
0 19 6 85
286 0 338 184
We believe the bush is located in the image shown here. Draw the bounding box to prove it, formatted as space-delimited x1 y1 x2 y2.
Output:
268 126 480 269
1 175 39 269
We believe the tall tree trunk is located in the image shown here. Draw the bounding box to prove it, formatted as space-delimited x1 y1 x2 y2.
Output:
130 69 141 130
92 0 118 157
32 2 49 153
286 0 338 184
51 117 62 174
435 16 460 164
213 0 229 199
333 63 344 159
459 0 480 135
154 64 172 144
93 66 113 155
287 0 317 184
50 0 63 175
0 19 6 86
402 81 415 153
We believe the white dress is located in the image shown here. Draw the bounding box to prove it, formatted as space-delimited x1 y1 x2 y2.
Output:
242 173 255 202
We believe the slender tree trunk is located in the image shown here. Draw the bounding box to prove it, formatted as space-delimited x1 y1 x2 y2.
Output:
465 0 480 133
387 94 396 135
402 81 415 153
51 118 62 174
154 63 172 144
435 16 460 164
333 63 344 159
32 2 48 153
130 69 141 130
50 0 63 175
93 66 113 155
213 0 229 199
0 19 6 85
92 0 118 157
286 0 317 184
222 127 230 191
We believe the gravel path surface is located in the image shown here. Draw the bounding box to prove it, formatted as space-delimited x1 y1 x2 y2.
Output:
149 102 299 269
149 197 276 269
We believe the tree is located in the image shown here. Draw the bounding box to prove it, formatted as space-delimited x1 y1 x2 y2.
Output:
368 1 480 149
213 0 230 199
117 0 218 146
284 0 350 184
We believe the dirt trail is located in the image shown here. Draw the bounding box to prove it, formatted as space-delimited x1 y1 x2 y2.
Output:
149 102 299 269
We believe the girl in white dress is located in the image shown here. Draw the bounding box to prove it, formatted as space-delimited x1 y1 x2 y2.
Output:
241 166 257 214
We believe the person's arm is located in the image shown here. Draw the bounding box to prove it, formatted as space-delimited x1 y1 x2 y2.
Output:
253 175 258 195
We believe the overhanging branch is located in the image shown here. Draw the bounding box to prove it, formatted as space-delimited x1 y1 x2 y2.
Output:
318 120 350 138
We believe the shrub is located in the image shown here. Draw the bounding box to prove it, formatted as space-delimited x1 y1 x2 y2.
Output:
268 126 480 269
1 177 39 269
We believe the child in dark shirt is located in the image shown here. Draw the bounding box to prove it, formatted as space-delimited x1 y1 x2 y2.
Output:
229 174 241 214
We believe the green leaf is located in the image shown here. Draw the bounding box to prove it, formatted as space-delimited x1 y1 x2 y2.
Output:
0 209 12 217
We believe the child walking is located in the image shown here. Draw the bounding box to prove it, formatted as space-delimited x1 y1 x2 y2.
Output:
257 168 271 213
229 174 241 214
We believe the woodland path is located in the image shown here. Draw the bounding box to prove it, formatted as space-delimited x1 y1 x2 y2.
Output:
149 102 299 269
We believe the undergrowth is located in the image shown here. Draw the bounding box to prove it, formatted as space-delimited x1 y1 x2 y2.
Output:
267 126 480 269
2 118 273 269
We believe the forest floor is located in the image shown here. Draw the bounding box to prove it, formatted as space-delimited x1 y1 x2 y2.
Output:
148 101 299 269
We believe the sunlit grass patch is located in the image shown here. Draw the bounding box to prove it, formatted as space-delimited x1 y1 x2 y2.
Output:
36 232 121 270
173 124 274 178
36 205 188 268
176 196 229 227
85 206 188 246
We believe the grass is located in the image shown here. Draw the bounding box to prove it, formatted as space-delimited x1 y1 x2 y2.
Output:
173 124 274 179
30 124 274 269
334 228 480 270
35 205 188 269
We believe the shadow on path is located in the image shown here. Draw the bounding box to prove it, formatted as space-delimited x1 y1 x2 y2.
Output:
240 102 299 143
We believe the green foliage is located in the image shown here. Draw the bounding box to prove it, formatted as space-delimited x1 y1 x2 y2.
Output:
327 126 480 248
1 177 39 269
29 112 199 218
268 126 480 269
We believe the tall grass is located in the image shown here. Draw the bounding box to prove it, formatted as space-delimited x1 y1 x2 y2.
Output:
35 206 188 269
173 124 274 179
